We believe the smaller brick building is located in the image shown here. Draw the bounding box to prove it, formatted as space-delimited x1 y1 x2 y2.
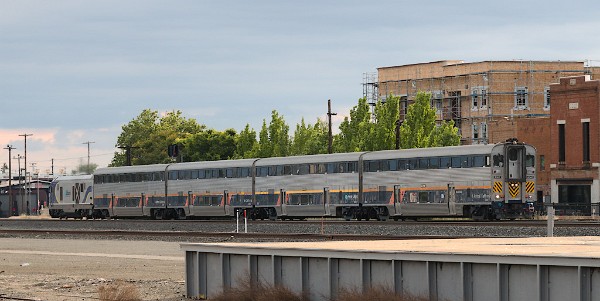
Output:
549 75 600 209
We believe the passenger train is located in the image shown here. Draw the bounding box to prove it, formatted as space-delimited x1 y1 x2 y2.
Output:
48 139 536 221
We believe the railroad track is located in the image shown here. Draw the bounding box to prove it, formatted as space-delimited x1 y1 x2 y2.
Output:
0 228 474 241
3 217 600 227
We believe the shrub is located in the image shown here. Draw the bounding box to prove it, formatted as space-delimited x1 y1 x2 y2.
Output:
98 280 141 301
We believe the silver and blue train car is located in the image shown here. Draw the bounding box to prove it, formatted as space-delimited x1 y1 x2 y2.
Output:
254 153 362 220
361 139 536 220
93 164 168 219
165 159 256 219
48 175 94 219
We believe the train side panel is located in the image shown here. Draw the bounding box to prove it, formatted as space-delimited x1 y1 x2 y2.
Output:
48 175 94 218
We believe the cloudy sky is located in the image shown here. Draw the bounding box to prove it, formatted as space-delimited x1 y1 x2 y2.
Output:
1 0 599 175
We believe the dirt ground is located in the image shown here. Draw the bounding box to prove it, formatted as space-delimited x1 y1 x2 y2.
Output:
0 237 191 300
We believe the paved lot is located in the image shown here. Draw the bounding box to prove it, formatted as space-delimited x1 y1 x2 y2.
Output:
0 237 188 300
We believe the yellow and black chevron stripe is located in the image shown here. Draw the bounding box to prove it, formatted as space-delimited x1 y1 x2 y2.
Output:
526 182 535 193
493 181 503 193
508 182 520 198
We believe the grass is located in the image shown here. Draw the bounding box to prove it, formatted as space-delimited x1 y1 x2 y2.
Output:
97 280 141 301
209 278 426 301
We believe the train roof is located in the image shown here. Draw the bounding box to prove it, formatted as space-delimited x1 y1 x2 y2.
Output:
166 159 257 170
363 144 496 160
255 152 363 166
51 174 93 182
94 164 169 175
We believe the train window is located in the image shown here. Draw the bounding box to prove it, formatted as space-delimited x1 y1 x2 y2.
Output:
309 164 317 174
298 164 309 175
380 160 390 172
240 167 250 178
493 154 504 167
203 170 212 179
181 170 191 180
276 165 284 176
367 160 379 172
283 165 292 175
190 170 199 179
94 176 101 184
419 158 429 169
168 171 178 181
429 157 440 169
318 163 326 174
226 168 234 178
451 157 462 168
348 162 358 173
134 173 143 182
461 156 470 168
508 148 519 161
325 163 334 174
220 169 227 178
268 166 276 176
258 167 268 177
398 160 407 170
439 157 451 168
407 159 417 170
526 154 535 167
388 160 398 171
212 169 220 178
472 155 486 167
337 163 345 173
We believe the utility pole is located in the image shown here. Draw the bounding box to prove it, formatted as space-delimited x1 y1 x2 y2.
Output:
29 162 36 215
327 99 337 154
18 133 32 215
51 158 54 176
4 145 15 217
82 141 95 174
13 154 22 215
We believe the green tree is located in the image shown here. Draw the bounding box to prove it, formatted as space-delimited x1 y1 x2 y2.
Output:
291 118 328 155
182 129 237 161
72 160 98 175
252 110 291 158
399 91 461 149
335 98 372 152
370 94 400 151
111 109 204 166
235 124 257 158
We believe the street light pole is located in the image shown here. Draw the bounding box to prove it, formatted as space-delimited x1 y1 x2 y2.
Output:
327 99 337 154
18 133 32 215
3 145 15 217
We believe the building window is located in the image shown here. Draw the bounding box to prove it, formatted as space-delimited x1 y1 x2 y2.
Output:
558 123 566 163
471 86 488 110
480 122 488 143
472 123 479 143
544 87 550 110
471 88 478 109
480 89 488 108
515 87 528 109
583 121 590 162
540 155 545 171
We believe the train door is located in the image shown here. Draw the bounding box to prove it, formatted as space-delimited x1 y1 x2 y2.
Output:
448 184 456 215
280 189 288 217
393 185 401 216
324 187 331 216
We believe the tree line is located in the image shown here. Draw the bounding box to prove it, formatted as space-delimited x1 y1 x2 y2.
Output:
110 91 460 166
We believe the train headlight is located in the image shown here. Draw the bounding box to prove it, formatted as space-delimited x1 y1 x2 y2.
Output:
495 194 501 199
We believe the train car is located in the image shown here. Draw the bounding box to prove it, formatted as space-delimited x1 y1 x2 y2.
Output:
48 175 94 219
165 159 256 219
93 164 168 219
254 153 362 220
361 139 535 220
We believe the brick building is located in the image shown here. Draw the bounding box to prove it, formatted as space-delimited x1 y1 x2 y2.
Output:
372 60 600 145
548 75 600 208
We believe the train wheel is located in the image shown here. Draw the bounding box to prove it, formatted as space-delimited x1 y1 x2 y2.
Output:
153 210 163 220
